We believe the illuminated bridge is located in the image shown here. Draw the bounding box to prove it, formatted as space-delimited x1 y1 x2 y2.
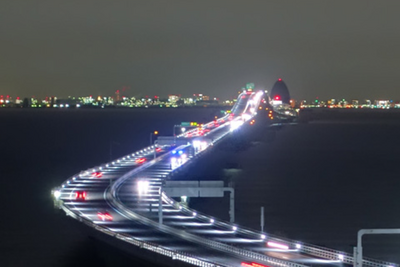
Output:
52 90 397 267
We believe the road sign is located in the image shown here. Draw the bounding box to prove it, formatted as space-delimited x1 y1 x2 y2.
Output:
156 136 189 146
246 83 254 90
164 181 224 197
181 122 198 126
163 180 235 222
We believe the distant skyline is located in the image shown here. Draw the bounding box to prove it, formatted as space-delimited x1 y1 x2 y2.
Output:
2 1 400 100
3 91 400 102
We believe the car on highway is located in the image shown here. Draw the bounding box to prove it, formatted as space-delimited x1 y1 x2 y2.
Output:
97 211 113 221
135 158 146 164
91 171 103 178
75 191 86 201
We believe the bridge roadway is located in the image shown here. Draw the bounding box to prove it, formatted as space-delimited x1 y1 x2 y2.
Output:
53 92 398 267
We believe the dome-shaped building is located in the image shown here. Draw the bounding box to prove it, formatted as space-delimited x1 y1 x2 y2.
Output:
270 78 291 105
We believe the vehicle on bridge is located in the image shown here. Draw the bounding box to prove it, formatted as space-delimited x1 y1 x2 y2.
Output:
91 171 103 178
75 191 86 201
135 157 146 164
97 211 113 221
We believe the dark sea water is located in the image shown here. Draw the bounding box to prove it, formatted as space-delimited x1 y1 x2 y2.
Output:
1 108 399 266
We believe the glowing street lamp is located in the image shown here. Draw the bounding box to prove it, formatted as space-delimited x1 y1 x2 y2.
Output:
150 130 158 145
137 180 150 196
53 190 61 199
267 241 289 250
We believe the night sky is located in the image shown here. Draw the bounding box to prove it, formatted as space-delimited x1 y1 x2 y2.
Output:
1 1 400 100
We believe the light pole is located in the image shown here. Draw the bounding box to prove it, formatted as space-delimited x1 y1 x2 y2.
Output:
150 130 158 146
150 131 159 159
261 206 264 232
354 228 400 267
173 125 178 144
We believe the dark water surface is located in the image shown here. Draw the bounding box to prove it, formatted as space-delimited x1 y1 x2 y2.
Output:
1 108 400 266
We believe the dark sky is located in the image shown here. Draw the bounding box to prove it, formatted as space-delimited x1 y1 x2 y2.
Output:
1 1 400 100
